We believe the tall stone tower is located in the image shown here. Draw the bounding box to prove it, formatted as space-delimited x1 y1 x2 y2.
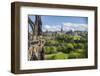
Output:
61 25 63 33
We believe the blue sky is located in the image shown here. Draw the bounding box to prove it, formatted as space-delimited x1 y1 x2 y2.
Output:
28 15 88 32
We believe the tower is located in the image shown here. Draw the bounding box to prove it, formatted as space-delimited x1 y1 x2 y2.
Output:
61 25 63 33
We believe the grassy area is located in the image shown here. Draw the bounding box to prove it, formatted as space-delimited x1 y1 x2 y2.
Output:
45 52 69 60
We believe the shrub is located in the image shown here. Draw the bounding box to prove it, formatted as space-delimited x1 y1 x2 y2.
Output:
67 43 74 49
68 51 87 59
68 52 81 59
50 46 57 53
74 43 84 49
76 49 84 53
43 46 51 54
77 43 84 49
65 43 74 53
43 46 57 54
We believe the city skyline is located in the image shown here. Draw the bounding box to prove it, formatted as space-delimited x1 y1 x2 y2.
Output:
28 15 88 32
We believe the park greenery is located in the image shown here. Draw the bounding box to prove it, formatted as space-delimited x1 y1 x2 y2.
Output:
28 15 88 60
43 32 88 60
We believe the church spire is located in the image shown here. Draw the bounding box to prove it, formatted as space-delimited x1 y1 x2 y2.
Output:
61 25 63 33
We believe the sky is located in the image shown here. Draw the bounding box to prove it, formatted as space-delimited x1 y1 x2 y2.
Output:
28 15 88 32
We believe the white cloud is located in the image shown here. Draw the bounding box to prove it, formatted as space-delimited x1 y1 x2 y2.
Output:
42 25 61 32
63 22 88 31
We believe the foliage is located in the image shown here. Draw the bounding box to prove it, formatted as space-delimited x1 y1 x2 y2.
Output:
54 52 69 59
43 31 88 60
45 52 69 60
43 46 57 54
